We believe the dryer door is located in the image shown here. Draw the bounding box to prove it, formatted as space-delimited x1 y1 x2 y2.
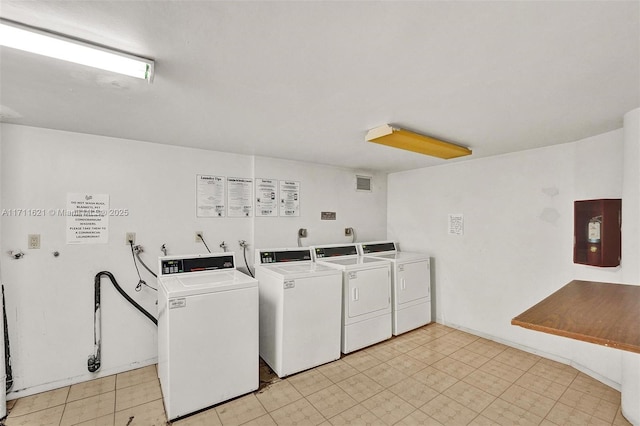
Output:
346 267 390 318
396 259 430 305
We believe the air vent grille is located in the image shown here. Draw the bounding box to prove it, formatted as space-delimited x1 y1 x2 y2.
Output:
356 175 372 192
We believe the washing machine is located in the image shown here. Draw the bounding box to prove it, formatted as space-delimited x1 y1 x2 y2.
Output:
312 244 391 354
157 253 258 421
359 241 431 335
254 248 342 377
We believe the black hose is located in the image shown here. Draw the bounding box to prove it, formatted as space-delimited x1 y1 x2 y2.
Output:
95 271 157 325
2 285 13 392
135 251 158 278
243 245 254 278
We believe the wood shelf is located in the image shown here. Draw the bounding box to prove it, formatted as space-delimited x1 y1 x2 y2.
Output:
512 280 640 354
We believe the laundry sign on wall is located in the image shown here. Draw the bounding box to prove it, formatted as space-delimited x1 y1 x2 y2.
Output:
66 193 109 244
448 213 464 236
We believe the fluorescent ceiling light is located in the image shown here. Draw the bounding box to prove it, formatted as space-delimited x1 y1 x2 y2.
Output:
366 124 472 159
0 20 154 82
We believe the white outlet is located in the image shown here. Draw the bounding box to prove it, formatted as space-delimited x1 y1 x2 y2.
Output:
28 234 40 249
125 232 136 245
195 231 203 242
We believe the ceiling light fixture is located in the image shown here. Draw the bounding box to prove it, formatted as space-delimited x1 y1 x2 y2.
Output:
366 124 472 159
0 19 154 82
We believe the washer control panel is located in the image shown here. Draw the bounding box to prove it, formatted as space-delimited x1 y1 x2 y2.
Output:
160 254 235 275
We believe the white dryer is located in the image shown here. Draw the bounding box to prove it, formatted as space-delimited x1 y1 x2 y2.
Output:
157 253 258 421
359 241 431 335
254 248 342 377
312 244 391 354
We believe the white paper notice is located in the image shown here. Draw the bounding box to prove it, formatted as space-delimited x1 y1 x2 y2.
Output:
66 193 109 244
279 180 300 217
255 178 278 217
448 213 464 236
227 177 253 217
197 175 226 217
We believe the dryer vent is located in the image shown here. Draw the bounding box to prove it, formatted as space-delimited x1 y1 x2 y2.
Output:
356 175 372 192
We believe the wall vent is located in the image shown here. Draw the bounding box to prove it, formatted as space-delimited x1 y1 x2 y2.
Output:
356 175 372 192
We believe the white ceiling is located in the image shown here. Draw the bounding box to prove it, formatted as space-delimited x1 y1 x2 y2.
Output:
1 1 638 173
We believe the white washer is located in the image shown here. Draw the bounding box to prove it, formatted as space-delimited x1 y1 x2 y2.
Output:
157 253 258 421
359 241 431 335
312 244 392 354
254 248 342 377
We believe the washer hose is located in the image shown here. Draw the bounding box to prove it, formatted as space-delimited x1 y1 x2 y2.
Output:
88 271 157 373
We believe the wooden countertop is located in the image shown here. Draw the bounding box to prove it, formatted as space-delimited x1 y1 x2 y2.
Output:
511 280 640 354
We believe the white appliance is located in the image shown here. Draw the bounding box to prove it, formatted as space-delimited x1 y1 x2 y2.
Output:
157 253 258 421
254 248 342 377
312 244 391 354
359 241 431 335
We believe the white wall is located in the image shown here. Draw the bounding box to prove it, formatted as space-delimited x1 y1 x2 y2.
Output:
388 129 625 387
0 124 388 399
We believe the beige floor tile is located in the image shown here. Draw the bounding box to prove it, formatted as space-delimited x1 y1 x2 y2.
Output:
481 398 542 426
449 348 491 369
255 380 303 412
287 368 333 397
528 359 578 386
382 336 421 353
361 389 415 425
389 377 439 408
363 363 408 388
443 381 496 413
342 350 382 372
336 373 384 403
570 372 621 404
114 378 162 412
385 354 427 376
462 370 511 397
420 394 477 425
444 330 480 346
465 339 507 358
404 332 439 346
75 413 115 426
8 387 69 417
172 407 222 425
412 366 458 393
559 387 618 423
431 357 475 380
68 375 117 403
545 401 611 426
307 384 357 418
499 384 555 418
394 408 444 425
514 371 568 401
421 324 454 339
6 398 17 410
328 403 384 425
4 405 65 426
242 414 277 425
60 390 115 426
215 393 267 425
468 414 498 425
428 338 464 356
478 358 525 383
113 399 166 426
406 347 447 365
365 344 403 362
316 359 359 383
115 365 157 390
493 347 540 371
270 398 325 426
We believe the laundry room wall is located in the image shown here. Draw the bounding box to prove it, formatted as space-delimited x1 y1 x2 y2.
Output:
0 123 389 399
253 156 387 250
387 128 625 388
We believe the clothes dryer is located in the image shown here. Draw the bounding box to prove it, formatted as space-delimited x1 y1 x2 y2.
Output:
254 248 342 377
158 253 258 421
312 244 391 353
359 241 431 335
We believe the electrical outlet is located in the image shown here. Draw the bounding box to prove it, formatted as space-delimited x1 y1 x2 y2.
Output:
195 232 203 242
28 234 40 249
298 228 307 238
125 232 136 245
345 228 353 236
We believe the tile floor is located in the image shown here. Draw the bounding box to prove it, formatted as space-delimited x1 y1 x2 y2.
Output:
2 323 633 426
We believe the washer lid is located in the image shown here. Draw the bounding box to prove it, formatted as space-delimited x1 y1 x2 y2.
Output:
257 261 342 278
365 251 429 263
317 256 389 269
160 270 257 298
